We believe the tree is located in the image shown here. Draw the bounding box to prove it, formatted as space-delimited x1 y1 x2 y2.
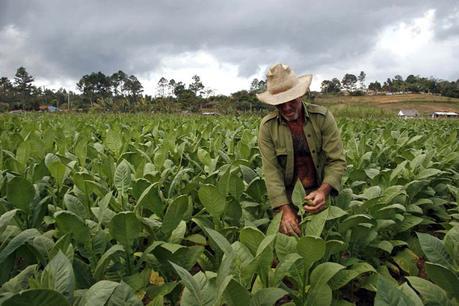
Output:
358 71 366 90
0 77 13 97
76 72 112 107
111 70 127 96
321 78 341 94
341 74 357 92
123 75 143 102
172 81 186 97
189 75 205 97
156 77 169 98
385 78 393 92
250 78 267 93
14 67 35 109
368 81 382 92
392 75 405 93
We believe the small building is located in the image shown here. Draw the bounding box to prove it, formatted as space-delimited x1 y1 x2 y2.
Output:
39 105 60 112
431 111 459 119
201 111 219 116
398 109 419 118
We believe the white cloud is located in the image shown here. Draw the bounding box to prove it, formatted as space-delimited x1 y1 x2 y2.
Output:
139 51 267 96
311 9 459 90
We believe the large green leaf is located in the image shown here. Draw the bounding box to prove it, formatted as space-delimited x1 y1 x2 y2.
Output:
240 227 265 256
0 228 40 264
198 184 226 218
94 245 125 280
214 254 234 306
297 236 326 267
109 212 142 249
417 168 442 180
114 159 132 195
82 280 119 306
250 288 287 306
161 195 189 234
292 179 305 208
444 225 459 263
329 262 376 290
63 193 89 219
0 209 23 232
417 232 452 268
44 153 69 188
309 262 345 287
40 251 74 303
170 262 205 306
272 253 302 286
106 281 143 306
393 248 419 276
204 227 233 255
275 233 297 263
266 213 282 236
135 182 163 215
406 276 450 306
223 279 251 306
339 214 373 232
374 276 420 306
6 176 35 213
1 289 70 306
105 129 123 156
0 264 37 293
305 284 332 306
305 208 329 237
425 262 459 299
54 211 90 244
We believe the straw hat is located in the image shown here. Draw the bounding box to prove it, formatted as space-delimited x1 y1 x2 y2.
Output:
256 64 312 105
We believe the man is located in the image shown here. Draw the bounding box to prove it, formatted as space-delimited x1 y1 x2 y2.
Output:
257 64 346 236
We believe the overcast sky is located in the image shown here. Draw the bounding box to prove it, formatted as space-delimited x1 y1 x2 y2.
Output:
1 0 458 95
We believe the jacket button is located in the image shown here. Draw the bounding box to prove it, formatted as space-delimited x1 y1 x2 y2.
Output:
307 134 311 137
312 150 316 153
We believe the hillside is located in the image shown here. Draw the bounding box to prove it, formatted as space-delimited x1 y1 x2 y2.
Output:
314 93 459 117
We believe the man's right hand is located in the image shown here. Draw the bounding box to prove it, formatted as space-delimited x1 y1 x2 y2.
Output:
277 204 301 236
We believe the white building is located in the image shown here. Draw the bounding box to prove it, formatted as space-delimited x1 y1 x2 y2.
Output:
398 109 419 118
431 111 459 119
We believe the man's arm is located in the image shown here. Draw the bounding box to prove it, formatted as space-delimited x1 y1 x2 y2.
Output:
258 121 301 235
258 122 289 209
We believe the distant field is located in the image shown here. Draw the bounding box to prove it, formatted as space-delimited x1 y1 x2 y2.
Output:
315 93 459 117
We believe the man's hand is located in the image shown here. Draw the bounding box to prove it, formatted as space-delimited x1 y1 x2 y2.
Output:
304 184 332 213
277 204 301 236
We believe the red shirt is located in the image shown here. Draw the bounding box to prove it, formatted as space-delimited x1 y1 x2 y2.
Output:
286 112 318 189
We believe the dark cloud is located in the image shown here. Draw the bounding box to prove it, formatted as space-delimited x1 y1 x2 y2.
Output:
0 0 458 88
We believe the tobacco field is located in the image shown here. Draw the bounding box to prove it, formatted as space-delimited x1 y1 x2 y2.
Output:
0 113 458 306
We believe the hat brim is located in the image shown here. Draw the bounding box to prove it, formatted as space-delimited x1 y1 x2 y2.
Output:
256 74 312 105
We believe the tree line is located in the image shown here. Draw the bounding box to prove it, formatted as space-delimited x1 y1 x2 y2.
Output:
0 67 269 113
1 66 458 113
321 71 459 97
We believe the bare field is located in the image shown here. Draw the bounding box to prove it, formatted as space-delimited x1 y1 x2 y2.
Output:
315 93 459 115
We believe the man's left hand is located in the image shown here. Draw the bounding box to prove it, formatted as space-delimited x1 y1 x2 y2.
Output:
304 184 332 213
304 190 326 213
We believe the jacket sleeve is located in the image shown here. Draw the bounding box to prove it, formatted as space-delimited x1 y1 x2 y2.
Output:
321 111 346 195
258 122 289 209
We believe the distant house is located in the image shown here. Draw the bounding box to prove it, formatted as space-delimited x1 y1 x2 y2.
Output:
431 111 459 119
202 111 219 116
39 105 60 112
398 109 419 118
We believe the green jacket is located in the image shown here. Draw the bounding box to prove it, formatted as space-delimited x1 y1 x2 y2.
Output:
258 103 346 209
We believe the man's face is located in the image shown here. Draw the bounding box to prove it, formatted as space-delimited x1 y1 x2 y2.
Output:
276 98 302 121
